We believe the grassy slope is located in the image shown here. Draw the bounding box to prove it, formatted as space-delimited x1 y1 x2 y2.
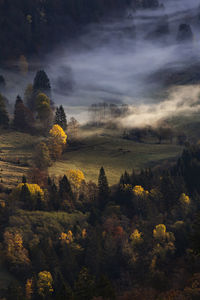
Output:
49 128 183 185
0 130 40 187
0 125 187 187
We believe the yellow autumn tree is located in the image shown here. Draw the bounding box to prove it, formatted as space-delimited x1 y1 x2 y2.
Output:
59 230 74 244
25 278 33 300
153 224 176 243
130 229 143 247
37 271 53 298
49 124 67 160
179 193 190 206
133 185 149 197
4 231 30 268
67 169 85 188
14 183 44 210
16 183 44 200
151 224 176 271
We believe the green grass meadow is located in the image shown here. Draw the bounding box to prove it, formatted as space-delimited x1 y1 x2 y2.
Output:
49 128 183 185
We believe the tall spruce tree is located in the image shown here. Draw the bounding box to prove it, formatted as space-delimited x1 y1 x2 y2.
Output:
98 167 110 208
59 175 73 199
20 183 32 209
59 175 74 210
33 70 51 97
0 94 9 128
0 75 6 92
74 268 95 300
13 95 34 132
13 96 26 130
55 105 67 130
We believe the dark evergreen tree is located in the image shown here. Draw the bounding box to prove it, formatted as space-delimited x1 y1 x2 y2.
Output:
191 212 200 255
97 275 116 300
36 192 44 210
59 175 73 199
0 75 6 91
0 94 9 128
74 268 95 300
13 96 26 130
54 273 73 300
55 105 67 130
33 70 51 97
59 175 74 209
98 167 110 208
7 281 24 300
49 182 59 210
22 175 27 183
13 96 34 132
119 171 131 185
20 184 31 209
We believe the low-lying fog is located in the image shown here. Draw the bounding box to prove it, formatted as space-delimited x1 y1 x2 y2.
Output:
2 0 200 125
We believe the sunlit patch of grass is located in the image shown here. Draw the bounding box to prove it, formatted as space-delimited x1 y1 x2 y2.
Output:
0 130 41 187
49 128 183 185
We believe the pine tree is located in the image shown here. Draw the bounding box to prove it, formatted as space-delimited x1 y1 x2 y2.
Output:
0 94 9 128
13 96 34 132
33 70 51 97
59 175 73 200
36 192 45 210
97 275 116 300
22 175 27 183
60 105 67 130
98 167 110 208
13 96 26 130
24 84 34 110
49 182 59 210
20 183 32 209
55 105 67 130
74 268 95 300
0 75 6 92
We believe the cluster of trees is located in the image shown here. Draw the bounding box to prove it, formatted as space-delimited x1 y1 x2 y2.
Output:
0 70 81 148
0 0 160 64
88 103 131 126
123 126 188 145
0 70 75 136
1 139 200 298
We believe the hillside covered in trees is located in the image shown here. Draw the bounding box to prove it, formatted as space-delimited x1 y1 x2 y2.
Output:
1 0 200 299
0 68 200 299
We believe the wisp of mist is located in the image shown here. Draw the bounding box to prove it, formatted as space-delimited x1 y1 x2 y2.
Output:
3 0 200 126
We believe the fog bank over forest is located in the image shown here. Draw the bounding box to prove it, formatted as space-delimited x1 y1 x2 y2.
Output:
2 0 200 124
45 0 200 123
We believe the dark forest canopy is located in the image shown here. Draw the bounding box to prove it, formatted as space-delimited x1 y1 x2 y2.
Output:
0 0 160 63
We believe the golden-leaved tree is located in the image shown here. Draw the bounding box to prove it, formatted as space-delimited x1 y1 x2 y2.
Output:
151 224 175 271
67 169 85 188
130 229 143 248
49 124 67 159
15 183 44 210
37 271 53 298
4 231 31 273
25 278 33 300
133 185 149 197
59 230 74 244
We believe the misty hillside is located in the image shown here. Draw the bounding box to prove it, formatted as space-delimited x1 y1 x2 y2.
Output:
2 1 200 299
0 0 160 63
